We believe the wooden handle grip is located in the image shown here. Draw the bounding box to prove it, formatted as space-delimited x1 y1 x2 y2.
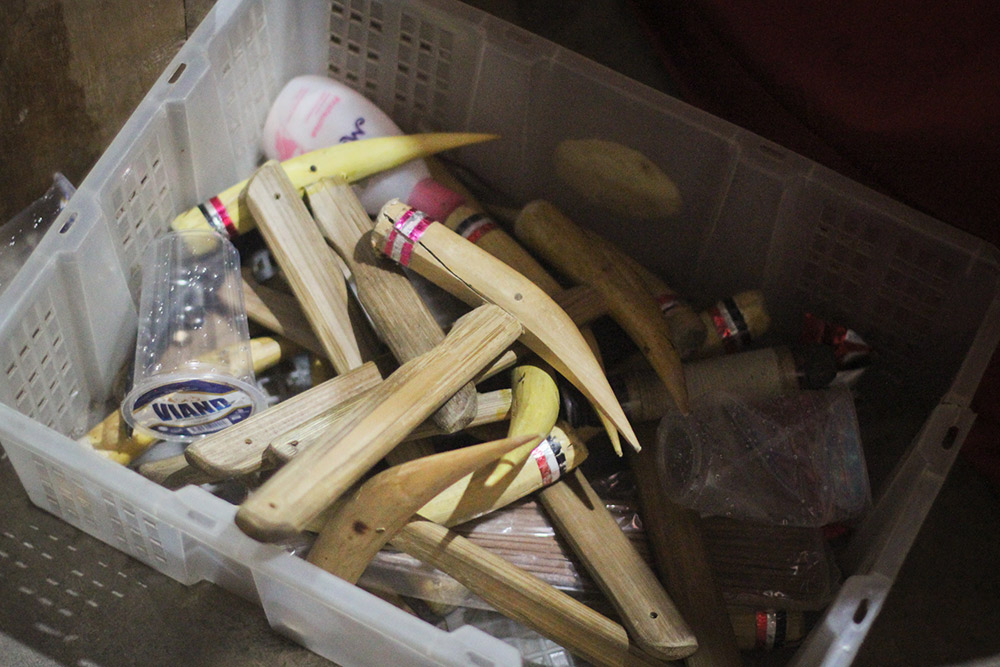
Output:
244 162 364 373
504 356 695 658
539 470 697 661
628 424 743 667
235 304 522 541
307 178 477 433
269 388 514 467
392 518 631 667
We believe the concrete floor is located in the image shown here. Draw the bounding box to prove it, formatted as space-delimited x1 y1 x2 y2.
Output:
0 448 332 667
1 1 999 665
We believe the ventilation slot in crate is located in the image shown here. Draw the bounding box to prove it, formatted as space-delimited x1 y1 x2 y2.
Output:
869 233 964 372
328 0 386 97
109 137 173 278
32 454 100 532
393 9 454 129
795 202 965 376
217 0 276 170
3 297 83 437
101 492 169 567
328 1 455 131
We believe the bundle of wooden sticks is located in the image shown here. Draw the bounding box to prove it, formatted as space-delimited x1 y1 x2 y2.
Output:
363 494 838 613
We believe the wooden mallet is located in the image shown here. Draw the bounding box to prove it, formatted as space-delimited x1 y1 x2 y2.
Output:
307 433 538 583
308 437 681 666
243 161 365 373
504 361 696 661
370 200 639 455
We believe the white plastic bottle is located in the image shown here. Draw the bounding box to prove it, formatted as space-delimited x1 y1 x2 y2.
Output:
261 74 461 218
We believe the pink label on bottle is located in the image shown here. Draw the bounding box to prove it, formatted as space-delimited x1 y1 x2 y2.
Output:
406 178 466 221
306 92 342 139
273 129 304 161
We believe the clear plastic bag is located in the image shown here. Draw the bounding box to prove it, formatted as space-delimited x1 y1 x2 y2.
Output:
657 386 871 527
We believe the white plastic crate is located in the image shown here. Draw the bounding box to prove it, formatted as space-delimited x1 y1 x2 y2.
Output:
0 1 998 665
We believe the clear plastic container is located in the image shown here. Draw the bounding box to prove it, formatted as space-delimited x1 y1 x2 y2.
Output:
121 230 267 441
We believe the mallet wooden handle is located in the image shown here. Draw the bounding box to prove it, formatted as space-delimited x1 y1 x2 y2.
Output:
372 200 638 454
513 200 689 415
268 388 513 466
539 469 696 661
236 304 523 542
184 362 382 479
391 518 631 667
629 423 742 667
305 177 477 433
260 390 372 470
244 162 364 373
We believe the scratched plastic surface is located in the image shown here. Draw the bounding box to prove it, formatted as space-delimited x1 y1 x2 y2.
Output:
0 174 75 298
443 606 585 667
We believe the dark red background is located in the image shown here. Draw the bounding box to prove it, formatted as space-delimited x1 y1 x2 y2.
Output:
632 1 1000 488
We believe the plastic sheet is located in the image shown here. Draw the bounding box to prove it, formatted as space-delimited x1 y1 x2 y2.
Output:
657 387 872 527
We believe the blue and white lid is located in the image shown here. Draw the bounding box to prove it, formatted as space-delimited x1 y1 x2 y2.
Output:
122 375 266 442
